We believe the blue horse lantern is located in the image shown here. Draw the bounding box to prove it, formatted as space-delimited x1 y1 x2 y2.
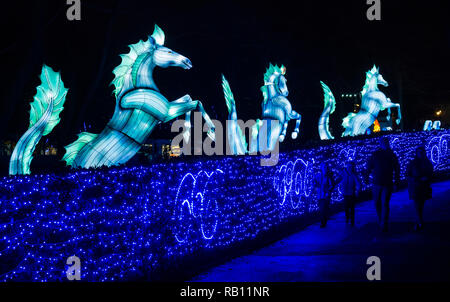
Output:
222 64 302 155
63 25 216 168
342 65 402 137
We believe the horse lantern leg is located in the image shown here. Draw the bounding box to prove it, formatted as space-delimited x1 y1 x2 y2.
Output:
289 110 302 139
384 98 402 125
164 96 216 142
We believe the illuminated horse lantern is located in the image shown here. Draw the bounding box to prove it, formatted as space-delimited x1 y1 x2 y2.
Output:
63 25 215 168
342 65 401 137
222 64 302 155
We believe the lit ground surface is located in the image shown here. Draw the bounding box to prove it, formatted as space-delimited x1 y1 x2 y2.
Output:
193 180 450 282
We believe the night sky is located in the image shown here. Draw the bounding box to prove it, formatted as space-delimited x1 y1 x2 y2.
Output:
0 0 449 148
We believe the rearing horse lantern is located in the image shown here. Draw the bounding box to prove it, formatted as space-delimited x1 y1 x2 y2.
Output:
222 64 302 155
342 65 401 137
63 25 216 169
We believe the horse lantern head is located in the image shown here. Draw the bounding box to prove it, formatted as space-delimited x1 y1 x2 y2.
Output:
372 65 388 87
149 25 192 70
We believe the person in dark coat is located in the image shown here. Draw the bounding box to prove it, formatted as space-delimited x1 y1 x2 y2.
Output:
407 146 433 231
367 137 400 232
337 161 361 226
314 162 336 228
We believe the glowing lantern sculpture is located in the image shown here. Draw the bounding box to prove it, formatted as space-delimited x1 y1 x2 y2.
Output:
63 25 216 169
342 65 402 137
222 64 302 155
9 65 68 175
318 81 336 140
423 120 433 131
433 120 441 130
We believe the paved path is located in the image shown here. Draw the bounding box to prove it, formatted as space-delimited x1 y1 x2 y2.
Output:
193 180 450 282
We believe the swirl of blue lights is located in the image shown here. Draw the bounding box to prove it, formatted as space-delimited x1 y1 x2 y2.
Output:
273 158 315 211
426 134 449 168
174 169 224 243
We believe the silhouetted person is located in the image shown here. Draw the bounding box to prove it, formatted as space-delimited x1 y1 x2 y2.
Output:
314 162 335 228
337 161 361 226
367 137 400 232
407 146 433 231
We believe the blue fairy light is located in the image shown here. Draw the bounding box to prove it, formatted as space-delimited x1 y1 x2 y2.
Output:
0 131 448 281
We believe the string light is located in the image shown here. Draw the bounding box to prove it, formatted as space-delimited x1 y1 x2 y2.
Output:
0 131 448 281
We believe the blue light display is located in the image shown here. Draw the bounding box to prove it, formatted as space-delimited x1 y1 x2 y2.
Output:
174 169 224 242
427 133 449 169
0 131 448 281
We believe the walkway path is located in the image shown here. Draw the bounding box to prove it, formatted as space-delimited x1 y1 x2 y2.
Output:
193 181 450 281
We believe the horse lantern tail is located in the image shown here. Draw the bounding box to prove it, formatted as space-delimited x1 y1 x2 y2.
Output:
318 81 336 140
221 75 247 154
9 65 68 175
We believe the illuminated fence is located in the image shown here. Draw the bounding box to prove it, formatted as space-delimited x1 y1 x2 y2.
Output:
0 131 448 281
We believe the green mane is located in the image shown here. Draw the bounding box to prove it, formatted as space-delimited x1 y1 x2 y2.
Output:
110 24 165 98
111 39 152 98
361 65 378 96
261 63 286 103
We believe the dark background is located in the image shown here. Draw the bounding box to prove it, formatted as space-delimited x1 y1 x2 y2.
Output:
0 0 449 149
